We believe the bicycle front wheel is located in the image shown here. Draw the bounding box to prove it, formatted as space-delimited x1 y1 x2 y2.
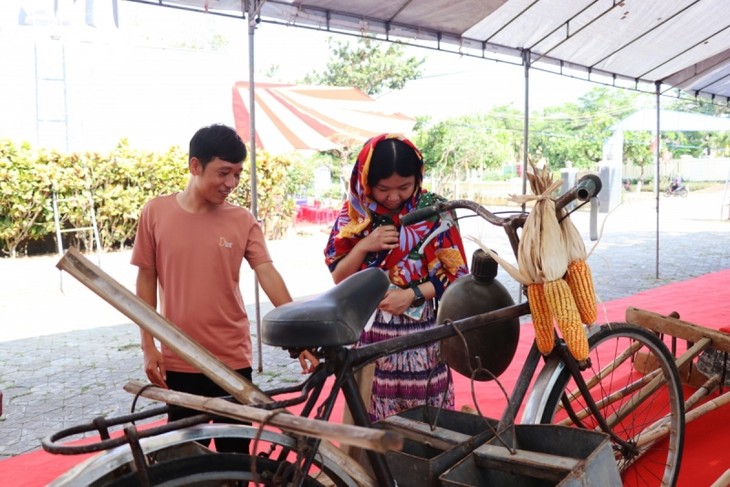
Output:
527 323 685 486
106 453 329 486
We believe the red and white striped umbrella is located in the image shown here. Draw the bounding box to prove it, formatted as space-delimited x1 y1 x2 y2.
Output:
232 81 415 154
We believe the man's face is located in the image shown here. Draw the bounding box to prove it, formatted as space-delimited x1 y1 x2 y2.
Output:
191 156 243 205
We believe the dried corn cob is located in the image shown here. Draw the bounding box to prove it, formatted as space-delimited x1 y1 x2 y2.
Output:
544 278 589 361
559 204 597 325
565 259 597 324
526 283 555 355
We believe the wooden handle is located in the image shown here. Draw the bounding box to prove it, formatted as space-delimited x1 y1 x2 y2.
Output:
626 307 730 353
57 247 272 405
125 380 403 454
58 248 379 485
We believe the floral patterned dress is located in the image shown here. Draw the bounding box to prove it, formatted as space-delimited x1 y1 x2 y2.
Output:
324 134 469 421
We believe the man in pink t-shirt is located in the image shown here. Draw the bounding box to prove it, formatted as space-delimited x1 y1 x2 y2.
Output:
131 124 314 452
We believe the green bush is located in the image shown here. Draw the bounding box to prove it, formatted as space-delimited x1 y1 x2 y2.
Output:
0 138 301 257
232 151 306 240
0 140 55 257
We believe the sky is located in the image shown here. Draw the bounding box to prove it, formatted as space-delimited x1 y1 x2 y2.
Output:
0 1 595 152
119 2 594 120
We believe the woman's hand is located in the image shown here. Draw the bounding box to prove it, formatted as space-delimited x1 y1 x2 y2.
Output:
361 224 399 252
378 287 414 316
331 224 400 285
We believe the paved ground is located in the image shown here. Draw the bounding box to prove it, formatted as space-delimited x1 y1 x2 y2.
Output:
1 186 729 462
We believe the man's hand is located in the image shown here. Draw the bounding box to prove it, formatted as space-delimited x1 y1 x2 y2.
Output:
298 349 319 374
142 345 168 388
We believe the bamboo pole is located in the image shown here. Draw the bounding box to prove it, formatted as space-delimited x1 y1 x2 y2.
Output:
710 468 730 487
559 335 710 428
641 374 721 436
556 369 661 427
563 339 643 400
57 247 270 406
57 248 377 486
124 380 402 453
616 338 713 432
636 390 730 448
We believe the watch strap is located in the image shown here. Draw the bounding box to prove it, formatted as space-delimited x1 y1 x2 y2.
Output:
411 284 425 306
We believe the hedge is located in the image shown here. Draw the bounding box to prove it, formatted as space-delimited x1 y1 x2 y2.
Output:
0 138 301 257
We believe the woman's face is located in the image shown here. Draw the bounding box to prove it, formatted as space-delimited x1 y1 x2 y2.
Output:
371 173 417 211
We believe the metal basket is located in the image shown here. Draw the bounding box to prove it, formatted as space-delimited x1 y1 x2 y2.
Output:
373 406 499 487
439 424 621 487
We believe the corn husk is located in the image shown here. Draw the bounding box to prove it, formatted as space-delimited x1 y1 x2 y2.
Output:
559 209 587 262
512 178 569 282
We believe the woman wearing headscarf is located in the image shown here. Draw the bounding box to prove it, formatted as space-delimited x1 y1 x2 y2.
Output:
324 133 469 421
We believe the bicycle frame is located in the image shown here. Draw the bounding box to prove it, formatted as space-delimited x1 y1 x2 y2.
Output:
258 175 606 485
50 174 636 487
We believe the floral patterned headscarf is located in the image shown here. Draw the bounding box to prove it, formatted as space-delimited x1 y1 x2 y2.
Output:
324 134 468 296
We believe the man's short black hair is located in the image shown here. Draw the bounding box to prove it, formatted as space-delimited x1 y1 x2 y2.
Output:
189 124 247 168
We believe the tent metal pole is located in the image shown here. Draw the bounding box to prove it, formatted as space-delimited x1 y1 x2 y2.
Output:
655 82 661 279
516 50 531 304
521 50 531 201
248 0 263 373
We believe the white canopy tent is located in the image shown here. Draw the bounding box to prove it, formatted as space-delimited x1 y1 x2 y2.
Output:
127 0 730 103
127 0 730 215
123 0 730 365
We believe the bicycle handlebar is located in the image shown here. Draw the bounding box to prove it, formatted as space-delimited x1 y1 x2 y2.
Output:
400 174 601 227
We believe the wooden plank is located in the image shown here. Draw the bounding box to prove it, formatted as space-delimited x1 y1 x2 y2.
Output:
57 248 376 487
473 444 579 483
57 247 270 406
377 415 472 450
125 380 403 454
626 307 730 353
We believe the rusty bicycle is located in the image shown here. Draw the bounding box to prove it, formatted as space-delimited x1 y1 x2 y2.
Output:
44 174 684 486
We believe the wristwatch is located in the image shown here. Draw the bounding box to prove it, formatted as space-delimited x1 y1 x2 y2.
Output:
411 284 425 307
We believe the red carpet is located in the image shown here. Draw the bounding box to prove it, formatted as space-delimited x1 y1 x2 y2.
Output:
2 269 729 486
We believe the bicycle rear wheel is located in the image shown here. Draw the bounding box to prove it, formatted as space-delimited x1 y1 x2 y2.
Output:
525 323 684 486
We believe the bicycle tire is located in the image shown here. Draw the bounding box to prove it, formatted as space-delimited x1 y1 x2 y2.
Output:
529 323 684 486
49 424 362 487
105 453 331 486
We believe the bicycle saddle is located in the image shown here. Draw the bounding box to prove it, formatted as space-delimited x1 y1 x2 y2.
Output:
261 267 390 348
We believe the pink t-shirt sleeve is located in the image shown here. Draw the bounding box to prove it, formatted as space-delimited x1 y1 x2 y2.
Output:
243 218 272 270
130 202 156 270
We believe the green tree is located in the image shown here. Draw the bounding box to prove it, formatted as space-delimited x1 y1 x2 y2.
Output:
622 131 654 182
529 87 647 170
667 96 730 117
302 37 425 96
414 106 524 196
636 96 729 158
